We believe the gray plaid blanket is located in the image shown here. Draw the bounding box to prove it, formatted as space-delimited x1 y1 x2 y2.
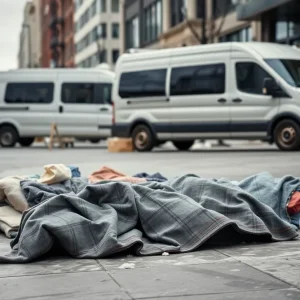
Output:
0 172 298 263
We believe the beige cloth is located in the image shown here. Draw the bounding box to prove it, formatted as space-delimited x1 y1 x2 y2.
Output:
0 176 29 212
38 164 72 185
0 205 22 238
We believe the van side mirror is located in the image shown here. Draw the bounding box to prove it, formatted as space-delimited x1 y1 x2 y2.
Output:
263 78 280 96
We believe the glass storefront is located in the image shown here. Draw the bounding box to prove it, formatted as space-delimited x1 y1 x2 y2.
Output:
276 21 300 45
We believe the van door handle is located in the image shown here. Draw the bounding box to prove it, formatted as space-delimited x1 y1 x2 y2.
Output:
100 107 109 111
59 105 63 113
232 98 243 103
217 98 227 103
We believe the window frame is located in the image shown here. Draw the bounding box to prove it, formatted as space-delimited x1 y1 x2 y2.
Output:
4 82 54 104
235 61 274 95
119 69 167 99
61 82 112 105
170 63 226 96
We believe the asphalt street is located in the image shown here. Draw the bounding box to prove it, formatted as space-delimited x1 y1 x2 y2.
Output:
1 141 300 299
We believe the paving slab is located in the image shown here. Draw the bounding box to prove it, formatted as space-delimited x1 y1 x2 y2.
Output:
215 239 300 289
0 271 130 300
0 257 102 278
139 288 300 300
109 262 289 299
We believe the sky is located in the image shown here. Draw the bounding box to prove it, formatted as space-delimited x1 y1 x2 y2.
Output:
0 0 27 71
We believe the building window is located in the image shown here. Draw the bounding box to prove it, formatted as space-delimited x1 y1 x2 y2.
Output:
99 49 107 63
276 21 300 44
170 64 225 96
90 0 97 18
112 49 120 64
220 26 252 42
170 0 185 27
111 0 119 12
5 83 54 104
126 16 139 49
99 0 106 12
98 23 107 38
236 62 271 95
144 0 162 44
213 0 236 18
119 69 167 98
112 23 119 38
61 83 112 104
197 0 205 18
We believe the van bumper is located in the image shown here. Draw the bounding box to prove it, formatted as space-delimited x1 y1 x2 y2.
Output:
111 124 130 138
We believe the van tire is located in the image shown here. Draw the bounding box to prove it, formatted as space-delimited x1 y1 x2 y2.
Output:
19 137 35 147
0 126 18 148
132 124 155 152
173 141 194 151
274 119 300 151
89 138 101 144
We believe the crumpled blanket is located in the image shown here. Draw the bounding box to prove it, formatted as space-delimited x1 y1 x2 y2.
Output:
0 172 298 263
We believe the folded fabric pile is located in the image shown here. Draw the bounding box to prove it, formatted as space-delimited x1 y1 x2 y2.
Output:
0 164 167 238
0 172 299 263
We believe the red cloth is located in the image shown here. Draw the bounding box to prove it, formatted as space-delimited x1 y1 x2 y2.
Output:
287 191 300 215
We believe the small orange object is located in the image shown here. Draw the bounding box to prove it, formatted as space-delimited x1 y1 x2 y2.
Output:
107 138 134 152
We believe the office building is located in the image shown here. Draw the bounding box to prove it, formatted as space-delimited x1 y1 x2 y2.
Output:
40 0 75 68
121 0 262 52
18 0 42 68
74 0 121 68
237 0 300 46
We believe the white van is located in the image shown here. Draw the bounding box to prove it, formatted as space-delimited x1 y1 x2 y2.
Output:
112 42 300 151
0 68 114 147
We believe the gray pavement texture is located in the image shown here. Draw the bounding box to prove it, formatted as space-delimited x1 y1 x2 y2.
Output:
1 141 300 300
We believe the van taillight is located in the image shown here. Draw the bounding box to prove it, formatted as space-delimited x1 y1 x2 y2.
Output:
112 102 115 124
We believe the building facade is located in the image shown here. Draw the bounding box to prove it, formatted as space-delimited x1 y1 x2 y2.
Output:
74 0 121 68
18 0 42 68
40 0 75 68
121 0 262 53
237 0 300 46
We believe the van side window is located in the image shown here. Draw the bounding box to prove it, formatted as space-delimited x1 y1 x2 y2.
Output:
5 83 54 104
119 69 167 98
61 83 112 104
236 62 271 95
170 63 225 96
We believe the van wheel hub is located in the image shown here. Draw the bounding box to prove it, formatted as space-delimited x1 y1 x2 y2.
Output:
136 131 148 148
1 132 14 146
281 127 296 144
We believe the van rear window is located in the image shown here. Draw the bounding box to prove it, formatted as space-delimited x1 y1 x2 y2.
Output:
119 69 167 98
5 83 54 104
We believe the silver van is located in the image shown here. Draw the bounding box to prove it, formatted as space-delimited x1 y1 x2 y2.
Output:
0 68 114 147
112 42 300 151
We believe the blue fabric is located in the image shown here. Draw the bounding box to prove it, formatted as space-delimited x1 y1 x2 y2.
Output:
133 172 168 182
215 172 300 226
68 166 81 178
290 213 300 228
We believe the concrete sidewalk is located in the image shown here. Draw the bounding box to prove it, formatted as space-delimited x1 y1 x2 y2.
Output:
1 235 300 299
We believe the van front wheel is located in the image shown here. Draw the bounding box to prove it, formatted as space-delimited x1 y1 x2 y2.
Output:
132 124 155 152
173 141 194 151
274 119 300 151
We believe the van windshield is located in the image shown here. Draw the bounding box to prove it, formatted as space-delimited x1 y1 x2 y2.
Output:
265 59 300 88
